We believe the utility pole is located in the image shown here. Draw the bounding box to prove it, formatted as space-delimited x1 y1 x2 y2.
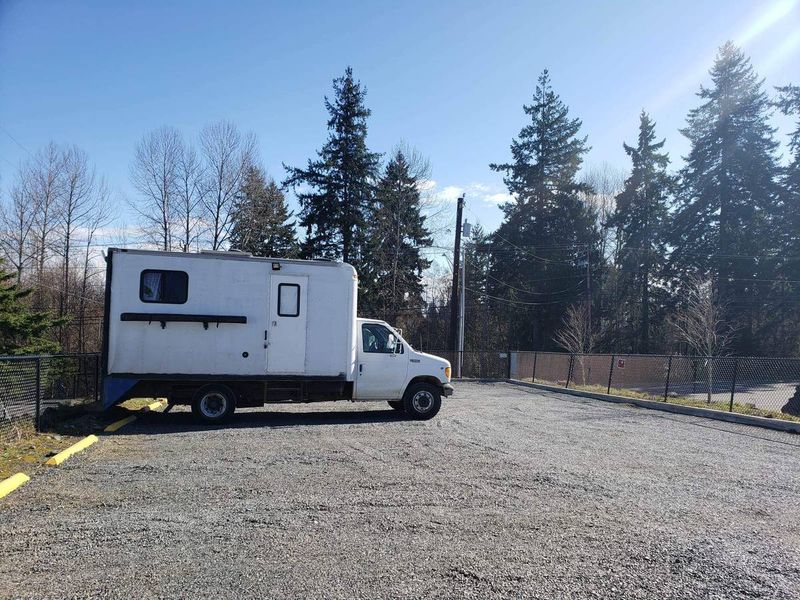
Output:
449 195 465 375
458 220 471 378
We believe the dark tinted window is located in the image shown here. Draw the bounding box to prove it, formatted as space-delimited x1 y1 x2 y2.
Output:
140 270 188 304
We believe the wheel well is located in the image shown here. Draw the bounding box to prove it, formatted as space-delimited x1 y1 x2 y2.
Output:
406 376 443 392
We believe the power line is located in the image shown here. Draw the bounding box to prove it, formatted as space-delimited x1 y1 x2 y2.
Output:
465 286 583 306
463 254 585 296
0 124 33 157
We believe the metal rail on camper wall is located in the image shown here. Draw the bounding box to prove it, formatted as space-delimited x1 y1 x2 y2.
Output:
120 313 248 329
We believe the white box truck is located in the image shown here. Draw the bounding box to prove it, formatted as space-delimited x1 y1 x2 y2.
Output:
101 248 453 422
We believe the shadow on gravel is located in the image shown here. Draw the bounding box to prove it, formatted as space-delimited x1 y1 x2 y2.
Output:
123 407 410 434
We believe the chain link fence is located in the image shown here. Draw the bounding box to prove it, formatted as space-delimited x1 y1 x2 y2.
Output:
0 353 101 439
424 350 800 422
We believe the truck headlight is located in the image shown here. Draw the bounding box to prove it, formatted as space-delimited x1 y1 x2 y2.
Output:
445 366 451 381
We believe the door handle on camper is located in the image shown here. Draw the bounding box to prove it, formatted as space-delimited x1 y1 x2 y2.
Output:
359 364 363 374
264 330 268 348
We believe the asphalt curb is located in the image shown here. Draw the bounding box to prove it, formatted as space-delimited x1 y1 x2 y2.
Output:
505 379 800 434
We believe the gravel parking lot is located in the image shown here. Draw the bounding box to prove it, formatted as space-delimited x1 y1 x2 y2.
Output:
2 381 799 599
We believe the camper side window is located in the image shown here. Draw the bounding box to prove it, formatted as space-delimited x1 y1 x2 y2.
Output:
140 270 188 304
277 283 301 317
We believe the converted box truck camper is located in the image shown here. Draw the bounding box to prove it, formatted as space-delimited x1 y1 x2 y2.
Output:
102 248 453 422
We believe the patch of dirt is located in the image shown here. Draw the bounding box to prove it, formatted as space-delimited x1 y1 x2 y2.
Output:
0 423 80 479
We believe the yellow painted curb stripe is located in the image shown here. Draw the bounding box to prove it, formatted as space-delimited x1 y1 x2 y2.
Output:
104 415 138 432
0 473 30 499
45 435 99 466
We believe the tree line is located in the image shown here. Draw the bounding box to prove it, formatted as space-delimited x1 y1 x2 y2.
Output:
442 42 800 357
1 41 799 357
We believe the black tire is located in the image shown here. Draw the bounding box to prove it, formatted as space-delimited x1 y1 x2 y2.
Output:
191 384 236 424
387 400 405 412
403 382 442 420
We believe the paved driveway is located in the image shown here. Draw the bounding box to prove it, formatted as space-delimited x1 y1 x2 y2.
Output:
2 382 799 599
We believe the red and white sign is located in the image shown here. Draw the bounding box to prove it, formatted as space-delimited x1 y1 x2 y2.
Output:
617 358 626 369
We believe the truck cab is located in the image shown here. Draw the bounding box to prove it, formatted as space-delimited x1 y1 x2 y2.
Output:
356 318 453 418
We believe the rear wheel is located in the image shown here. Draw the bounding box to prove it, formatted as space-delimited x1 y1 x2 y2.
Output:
191 384 236 424
403 382 442 420
387 400 405 412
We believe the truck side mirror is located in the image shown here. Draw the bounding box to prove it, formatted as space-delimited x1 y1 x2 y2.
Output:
394 341 404 354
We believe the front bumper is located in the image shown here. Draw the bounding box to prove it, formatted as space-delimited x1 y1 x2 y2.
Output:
442 383 455 397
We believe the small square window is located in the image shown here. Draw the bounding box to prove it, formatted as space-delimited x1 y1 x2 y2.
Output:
277 283 300 317
140 270 188 304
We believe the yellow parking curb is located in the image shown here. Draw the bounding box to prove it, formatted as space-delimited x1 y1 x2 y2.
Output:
103 399 167 434
45 435 99 466
143 399 167 412
0 473 30 499
104 415 138 432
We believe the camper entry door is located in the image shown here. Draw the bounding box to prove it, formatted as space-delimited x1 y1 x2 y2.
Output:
267 275 308 373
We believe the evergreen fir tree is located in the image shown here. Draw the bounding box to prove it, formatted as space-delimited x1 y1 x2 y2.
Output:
283 67 381 267
610 111 673 353
489 70 599 350
775 85 800 275
0 261 64 354
461 224 505 352
230 165 298 257
671 42 782 352
770 84 800 353
359 150 431 321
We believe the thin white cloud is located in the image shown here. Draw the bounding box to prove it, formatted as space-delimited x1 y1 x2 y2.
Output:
483 192 514 205
434 185 465 203
425 181 513 206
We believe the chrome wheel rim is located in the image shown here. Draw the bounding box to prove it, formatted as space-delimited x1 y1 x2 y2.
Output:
200 392 227 418
412 390 434 413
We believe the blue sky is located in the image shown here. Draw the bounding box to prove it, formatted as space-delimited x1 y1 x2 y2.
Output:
1 0 799 245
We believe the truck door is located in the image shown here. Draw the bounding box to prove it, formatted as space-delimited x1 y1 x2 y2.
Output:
356 322 408 399
266 275 308 373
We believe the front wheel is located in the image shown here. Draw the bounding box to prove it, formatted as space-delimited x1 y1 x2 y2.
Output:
387 400 405 412
403 383 442 420
191 384 236 424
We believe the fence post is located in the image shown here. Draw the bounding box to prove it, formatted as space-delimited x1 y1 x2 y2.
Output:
34 356 42 432
94 353 100 403
565 354 574 388
506 348 512 380
729 357 738 412
607 354 615 395
532 352 538 383
664 355 672 402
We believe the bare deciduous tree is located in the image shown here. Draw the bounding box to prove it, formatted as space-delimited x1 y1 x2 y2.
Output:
28 143 67 288
55 147 97 323
0 177 38 283
669 275 736 403
175 141 204 252
76 180 112 352
130 126 182 250
200 121 256 250
555 302 597 384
